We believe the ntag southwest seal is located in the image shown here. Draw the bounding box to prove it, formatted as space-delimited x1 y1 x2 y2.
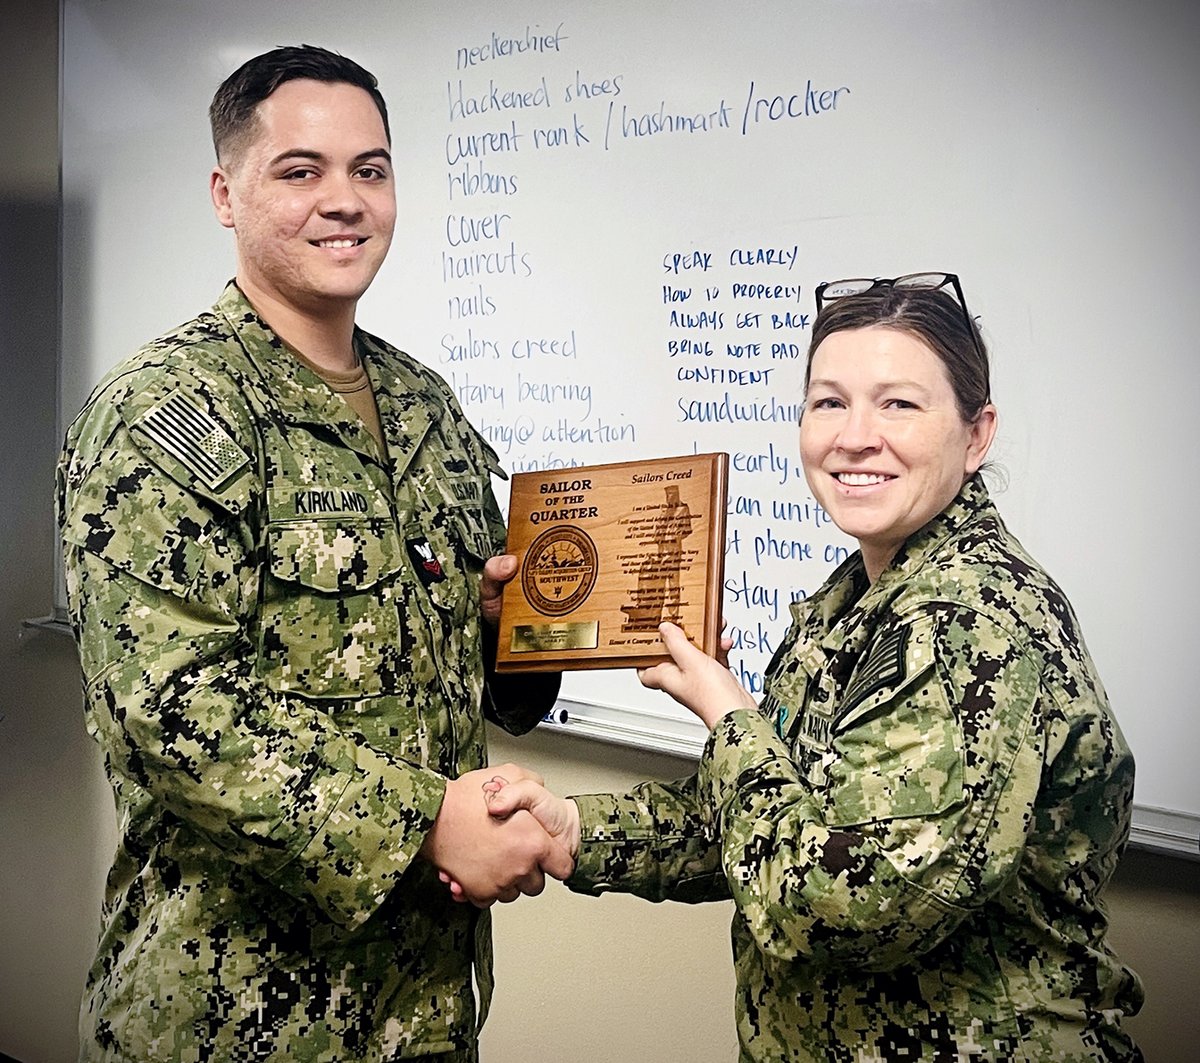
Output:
521 525 599 617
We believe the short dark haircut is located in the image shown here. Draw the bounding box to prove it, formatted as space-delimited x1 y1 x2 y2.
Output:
209 44 390 166
805 285 991 422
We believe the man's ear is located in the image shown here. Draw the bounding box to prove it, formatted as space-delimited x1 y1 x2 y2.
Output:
210 167 235 229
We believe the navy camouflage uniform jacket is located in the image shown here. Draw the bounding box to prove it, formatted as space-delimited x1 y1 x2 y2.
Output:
570 475 1143 1062
58 283 557 1061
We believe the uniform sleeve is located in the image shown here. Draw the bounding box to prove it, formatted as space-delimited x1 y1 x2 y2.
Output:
58 383 446 931
697 608 1046 970
568 774 730 904
480 620 562 734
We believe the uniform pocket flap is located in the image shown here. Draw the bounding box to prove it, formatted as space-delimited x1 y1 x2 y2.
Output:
447 502 496 562
267 519 402 593
826 616 964 825
61 435 211 599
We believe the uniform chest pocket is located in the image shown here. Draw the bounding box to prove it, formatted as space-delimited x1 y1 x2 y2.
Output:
258 518 405 698
824 617 965 826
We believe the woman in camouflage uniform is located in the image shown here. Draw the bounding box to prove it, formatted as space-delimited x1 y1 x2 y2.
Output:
486 274 1145 1061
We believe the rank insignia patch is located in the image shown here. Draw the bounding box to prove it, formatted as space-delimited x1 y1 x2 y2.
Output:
840 625 909 716
135 394 249 490
407 537 446 586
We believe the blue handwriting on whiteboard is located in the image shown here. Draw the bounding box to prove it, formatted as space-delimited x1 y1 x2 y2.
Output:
605 98 731 149
740 79 851 135
455 24 568 70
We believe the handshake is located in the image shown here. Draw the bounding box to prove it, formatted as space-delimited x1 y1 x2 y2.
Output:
420 615 755 907
420 764 581 908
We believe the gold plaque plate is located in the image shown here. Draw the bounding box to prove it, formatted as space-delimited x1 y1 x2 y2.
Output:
496 453 728 671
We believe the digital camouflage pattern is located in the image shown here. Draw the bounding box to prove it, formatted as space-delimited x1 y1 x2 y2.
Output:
571 476 1143 1062
58 283 553 1061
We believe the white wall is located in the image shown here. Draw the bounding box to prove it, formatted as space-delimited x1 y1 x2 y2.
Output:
0 5 117 1059
482 728 739 1061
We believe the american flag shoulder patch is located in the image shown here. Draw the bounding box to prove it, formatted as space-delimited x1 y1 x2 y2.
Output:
840 625 910 716
135 393 250 490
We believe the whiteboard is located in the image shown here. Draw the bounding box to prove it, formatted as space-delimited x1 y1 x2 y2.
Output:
60 0 1200 853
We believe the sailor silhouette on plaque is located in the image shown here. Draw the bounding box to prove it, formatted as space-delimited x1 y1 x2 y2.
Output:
621 484 695 631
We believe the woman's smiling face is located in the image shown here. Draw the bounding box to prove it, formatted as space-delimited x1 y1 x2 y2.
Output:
800 325 996 581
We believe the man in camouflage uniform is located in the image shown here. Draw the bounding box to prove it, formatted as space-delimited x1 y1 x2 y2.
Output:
558 476 1144 1060
58 45 568 1061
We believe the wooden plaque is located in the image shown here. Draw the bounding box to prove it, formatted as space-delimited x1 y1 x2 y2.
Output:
496 453 728 671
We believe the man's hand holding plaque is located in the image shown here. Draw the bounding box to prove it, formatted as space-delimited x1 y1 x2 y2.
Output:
496 453 728 671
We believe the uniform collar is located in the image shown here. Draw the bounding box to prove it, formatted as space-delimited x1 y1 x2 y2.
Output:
789 474 994 650
357 330 436 482
871 473 992 594
213 282 433 478
214 282 352 434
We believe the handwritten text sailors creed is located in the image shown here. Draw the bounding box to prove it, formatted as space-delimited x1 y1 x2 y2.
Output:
527 468 694 525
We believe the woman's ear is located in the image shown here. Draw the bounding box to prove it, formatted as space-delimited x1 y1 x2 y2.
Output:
965 403 998 475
